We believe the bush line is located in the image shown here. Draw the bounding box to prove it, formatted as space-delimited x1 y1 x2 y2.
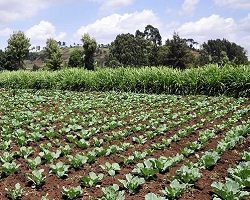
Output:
0 64 250 97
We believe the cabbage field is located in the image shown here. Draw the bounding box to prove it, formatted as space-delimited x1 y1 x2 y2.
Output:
0 89 249 199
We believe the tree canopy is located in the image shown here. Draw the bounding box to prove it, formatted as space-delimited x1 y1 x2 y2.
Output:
200 39 248 65
0 24 249 71
164 32 197 69
81 33 97 70
5 31 30 70
109 33 148 67
68 48 84 68
45 38 63 70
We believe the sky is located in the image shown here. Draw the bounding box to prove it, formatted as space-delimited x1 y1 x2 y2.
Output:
0 0 250 58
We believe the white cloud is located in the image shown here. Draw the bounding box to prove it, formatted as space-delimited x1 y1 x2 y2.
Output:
176 14 250 58
0 0 74 24
180 0 199 16
75 10 161 44
0 0 52 23
26 20 67 46
177 14 236 41
239 13 250 32
0 28 13 36
214 0 250 9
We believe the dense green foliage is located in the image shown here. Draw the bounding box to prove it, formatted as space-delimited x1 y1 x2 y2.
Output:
109 25 164 67
1 25 248 70
81 33 97 70
5 31 31 70
45 38 63 70
165 33 197 69
109 33 147 67
0 64 250 97
0 50 7 70
200 39 248 65
68 48 84 68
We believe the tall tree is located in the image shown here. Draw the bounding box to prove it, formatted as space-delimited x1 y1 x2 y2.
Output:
109 33 147 67
200 39 248 65
143 25 162 66
143 25 162 46
165 32 196 69
81 33 97 70
45 38 63 70
0 50 7 70
5 31 31 70
68 48 84 68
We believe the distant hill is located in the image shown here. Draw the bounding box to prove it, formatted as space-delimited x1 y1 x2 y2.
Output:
25 46 109 70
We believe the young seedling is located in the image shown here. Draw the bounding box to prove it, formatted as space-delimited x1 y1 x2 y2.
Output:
181 147 194 157
50 161 70 178
198 150 220 169
29 131 44 142
132 159 159 180
240 151 250 161
81 171 104 187
176 165 201 184
44 127 58 140
227 161 250 187
150 154 183 173
93 147 107 157
118 174 145 194
132 135 147 144
19 146 34 159
161 179 187 199
5 183 24 200
100 162 120 176
60 144 72 155
92 137 104 147
120 155 135 165
85 151 97 163
151 143 165 150
100 184 125 200
67 153 87 169
39 143 52 151
61 185 82 200
74 139 89 149
27 156 42 169
0 140 12 150
27 169 46 188
145 192 167 200
133 151 147 161
0 152 14 163
211 178 249 200
2 161 20 176
39 149 61 163
106 145 122 155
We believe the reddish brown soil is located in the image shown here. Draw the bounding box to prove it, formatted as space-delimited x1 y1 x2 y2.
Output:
0 91 249 200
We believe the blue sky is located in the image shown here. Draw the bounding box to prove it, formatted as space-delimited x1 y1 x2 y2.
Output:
0 0 250 57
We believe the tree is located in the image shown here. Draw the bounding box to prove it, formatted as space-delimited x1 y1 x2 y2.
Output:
0 50 7 70
186 38 199 50
143 25 162 66
165 32 196 69
81 33 97 70
143 25 162 46
45 38 63 70
109 33 147 67
5 31 31 70
200 39 248 65
68 48 84 68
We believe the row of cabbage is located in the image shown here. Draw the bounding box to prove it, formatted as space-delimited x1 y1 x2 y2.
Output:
0 89 249 199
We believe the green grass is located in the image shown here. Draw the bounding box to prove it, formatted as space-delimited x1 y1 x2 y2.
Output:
0 64 250 97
